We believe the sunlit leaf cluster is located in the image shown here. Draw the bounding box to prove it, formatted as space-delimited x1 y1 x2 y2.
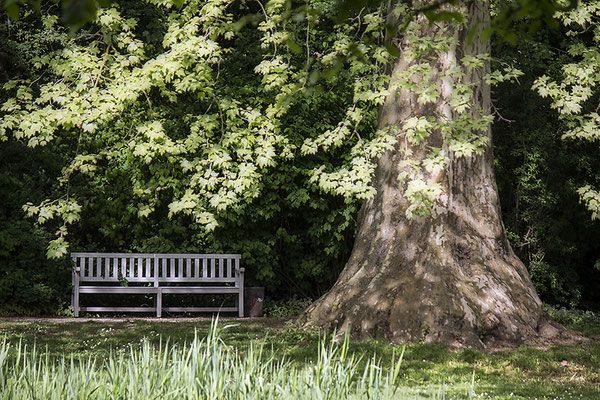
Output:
532 2 600 219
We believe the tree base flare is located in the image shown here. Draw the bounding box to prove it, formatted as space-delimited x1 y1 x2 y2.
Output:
297 247 583 350
297 150 584 349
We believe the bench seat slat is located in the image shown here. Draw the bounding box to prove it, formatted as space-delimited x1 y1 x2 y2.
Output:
81 307 157 313
163 307 238 313
161 287 240 294
79 287 159 294
79 277 167 282
159 278 236 283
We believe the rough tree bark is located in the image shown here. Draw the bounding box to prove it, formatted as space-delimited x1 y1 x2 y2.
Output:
299 0 577 348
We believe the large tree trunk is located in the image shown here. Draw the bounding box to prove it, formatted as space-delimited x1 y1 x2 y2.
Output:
299 0 575 348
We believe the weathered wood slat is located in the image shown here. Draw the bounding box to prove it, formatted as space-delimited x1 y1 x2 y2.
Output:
79 276 174 282
163 307 238 313
72 252 242 260
79 277 236 283
159 277 236 283
161 287 239 294
79 287 159 294
81 307 157 313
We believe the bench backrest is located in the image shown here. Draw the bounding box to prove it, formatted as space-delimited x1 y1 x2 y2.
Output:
71 253 242 284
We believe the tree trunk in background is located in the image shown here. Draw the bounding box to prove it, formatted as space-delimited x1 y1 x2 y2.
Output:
299 0 575 348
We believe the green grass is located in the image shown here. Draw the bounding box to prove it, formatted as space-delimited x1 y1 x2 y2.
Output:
0 316 599 399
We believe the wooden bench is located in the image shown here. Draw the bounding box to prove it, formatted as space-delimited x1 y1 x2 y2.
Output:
71 253 244 317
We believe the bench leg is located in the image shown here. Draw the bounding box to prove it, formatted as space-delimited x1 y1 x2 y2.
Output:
238 289 244 318
156 289 162 318
73 288 79 318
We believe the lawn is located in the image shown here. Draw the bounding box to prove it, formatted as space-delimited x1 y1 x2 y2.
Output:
0 310 599 399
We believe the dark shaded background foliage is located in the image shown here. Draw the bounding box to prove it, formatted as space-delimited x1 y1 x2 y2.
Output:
493 24 600 309
2 0 600 316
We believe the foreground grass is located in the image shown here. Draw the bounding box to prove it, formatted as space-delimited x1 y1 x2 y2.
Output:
0 316 599 399
1 321 413 400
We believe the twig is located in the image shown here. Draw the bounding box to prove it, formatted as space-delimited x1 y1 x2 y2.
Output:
491 101 515 123
93 44 112 88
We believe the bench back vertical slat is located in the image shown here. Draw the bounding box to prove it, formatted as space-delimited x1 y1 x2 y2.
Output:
153 255 159 287
79 257 85 278
218 259 224 278
210 259 215 278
